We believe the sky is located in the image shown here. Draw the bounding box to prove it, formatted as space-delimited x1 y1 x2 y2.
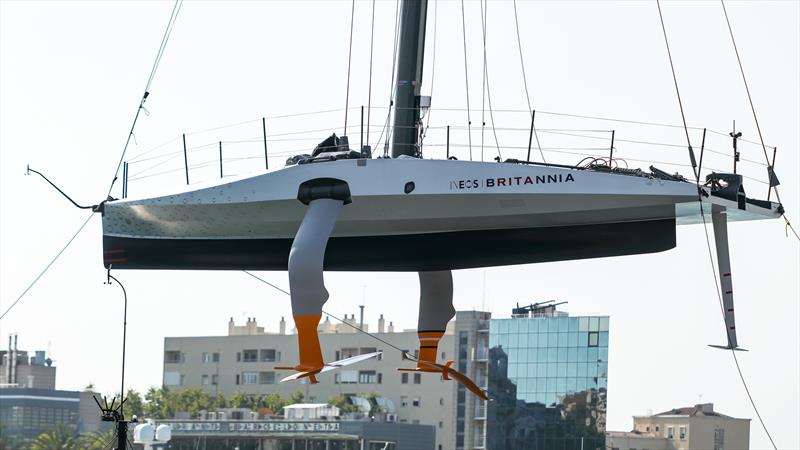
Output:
1 1 798 448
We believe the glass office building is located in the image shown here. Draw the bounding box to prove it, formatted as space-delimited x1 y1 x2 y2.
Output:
487 310 609 450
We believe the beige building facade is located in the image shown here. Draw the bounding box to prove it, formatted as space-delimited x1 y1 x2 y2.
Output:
163 312 490 450
607 403 750 450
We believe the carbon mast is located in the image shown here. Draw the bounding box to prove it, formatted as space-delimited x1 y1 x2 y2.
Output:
391 0 428 158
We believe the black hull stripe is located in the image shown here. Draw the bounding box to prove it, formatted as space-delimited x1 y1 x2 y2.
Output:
103 219 676 272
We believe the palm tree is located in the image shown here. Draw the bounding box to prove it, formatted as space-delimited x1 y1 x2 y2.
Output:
30 423 78 450
79 429 116 450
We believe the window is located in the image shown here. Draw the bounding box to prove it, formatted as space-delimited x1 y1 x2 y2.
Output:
679 426 686 440
338 370 358 384
236 352 241 362
667 426 674 439
235 374 240 385
260 349 277 362
211 374 218 385
588 331 599 347
655 426 660 432
412 397 420 407
242 372 258 384
202 353 212 363
413 373 421 384
259 371 275 384
438 421 443 428
242 349 258 362
164 351 183 363
201 374 210 386
212 352 220 362
714 428 725 450
400 396 408 407
341 348 358 359
164 371 181 386
401 373 409 384
440 398 444 406
360 347 377 355
359 370 378 384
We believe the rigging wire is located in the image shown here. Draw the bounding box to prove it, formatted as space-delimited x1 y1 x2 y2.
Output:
657 2 779 448
379 0 402 157
719 0 798 241
0 214 94 321
480 0 487 162
512 0 545 163
243 271 409 355
343 0 357 136
366 0 376 148
105 0 183 198
655 0 697 181
421 0 439 146
478 0 502 161
460 0 473 161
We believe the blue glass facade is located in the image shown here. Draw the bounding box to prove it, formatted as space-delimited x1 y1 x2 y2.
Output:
487 314 609 450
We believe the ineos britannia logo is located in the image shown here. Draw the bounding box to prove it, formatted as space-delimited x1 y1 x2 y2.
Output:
449 173 576 190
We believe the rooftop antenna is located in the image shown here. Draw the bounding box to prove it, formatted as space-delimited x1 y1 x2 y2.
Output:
97 267 136 450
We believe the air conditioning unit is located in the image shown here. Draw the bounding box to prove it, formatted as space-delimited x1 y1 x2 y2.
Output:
385 414 397 423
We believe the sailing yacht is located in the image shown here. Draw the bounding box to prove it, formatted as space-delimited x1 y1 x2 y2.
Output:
99 0 781 392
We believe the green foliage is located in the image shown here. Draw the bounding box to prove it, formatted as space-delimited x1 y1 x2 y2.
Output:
30 423 78 450
144 386 174 419
106 386 306 420
124 389 145 419
327 394 361 414
289 390 304 405
253 392 287 413
78 429 115 450
228 390 252 409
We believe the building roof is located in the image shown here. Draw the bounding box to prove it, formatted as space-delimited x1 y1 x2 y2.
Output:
652 403 733 419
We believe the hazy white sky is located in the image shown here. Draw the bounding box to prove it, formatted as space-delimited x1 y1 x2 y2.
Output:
1 1 798 448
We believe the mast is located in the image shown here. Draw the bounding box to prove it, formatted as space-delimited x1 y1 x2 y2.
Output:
391 0 428 158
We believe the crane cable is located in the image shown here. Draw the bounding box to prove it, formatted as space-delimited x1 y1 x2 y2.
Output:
478 0 502 162
366 0 376 148
243 271 409 355
0 214 94 321
5 1 183 321
655 0 698 181
106 0 183 198
343 0 357 136
512 0 545 163
657 2 778 448
720 0 798 242
460 0 473 161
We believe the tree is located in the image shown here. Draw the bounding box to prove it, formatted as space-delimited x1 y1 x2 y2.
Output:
173 387 218 418
79 429 115 450
30 423 78 450
228 390 252 409
144 386 173 419
254 392 286 413
289 390 304 405
124 389 144 419
327 394 360 414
